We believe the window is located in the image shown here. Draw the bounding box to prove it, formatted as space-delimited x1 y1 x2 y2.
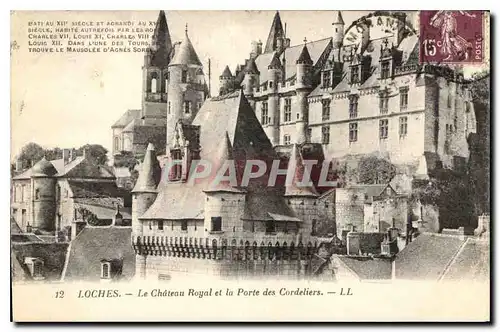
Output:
101 262 111 279
184 101 191 114
465 101 471 113
350 66 359 84
381 61 390 79
307 128 312 141
168 102 171 114
399 116 408 137
197 102 202 110
170 149 182 181
284 134 291 145
21 209 26 226
379 119 389 139
181 220 188 231
322 71 331 88
400 87 409 110
151 78 158 93
379 92 389 114
265 221 276 234
269 81 273 89
322 99 331 121
311 220 317 236
261 102 269 125
211 217 222 232
33 260 43 278
34 188 39 200
322 126 330 144
181 70 187 83
447 92 452 108
349 95 359 119
114 136 119 151
349 122 358 142
158 220 164 230
284 98 292 122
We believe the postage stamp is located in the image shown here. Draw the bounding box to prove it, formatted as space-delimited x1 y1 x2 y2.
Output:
419 10 485 64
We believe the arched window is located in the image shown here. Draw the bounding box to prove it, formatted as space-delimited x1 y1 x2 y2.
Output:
151 78 158 93
35 188 40 200
114 136 119 151
101 262 111 279
212 239 218 260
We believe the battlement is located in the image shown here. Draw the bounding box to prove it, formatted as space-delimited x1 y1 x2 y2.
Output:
132 235 319 261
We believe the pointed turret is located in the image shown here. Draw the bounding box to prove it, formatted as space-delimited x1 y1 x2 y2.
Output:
149 10 173 67
333 11 345 25
220 65 233 78
170 25 202 67
264 11 285 53
132 143 161 193
268 53 282 69
205 132 244 193
296 43 313 65
285 144 318 197
244 57 260 74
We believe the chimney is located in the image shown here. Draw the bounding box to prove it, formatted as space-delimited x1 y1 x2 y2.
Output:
69 148 76 162
62 148 71 165
113 204 123 226
360 19 371 53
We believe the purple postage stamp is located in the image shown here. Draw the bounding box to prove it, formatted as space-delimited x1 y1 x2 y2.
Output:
419 10 484 64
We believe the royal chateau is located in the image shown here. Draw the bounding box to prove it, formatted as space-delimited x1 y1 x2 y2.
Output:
118 10 479 280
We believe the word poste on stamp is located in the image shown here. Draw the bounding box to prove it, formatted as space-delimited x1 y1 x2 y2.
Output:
420 10 484 64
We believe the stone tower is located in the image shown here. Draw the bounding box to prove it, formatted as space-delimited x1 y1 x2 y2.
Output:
30 157 57 232
166 25 206 148
266 53 282 145
219 65 233 96
141 10 173 126
295 42 313 144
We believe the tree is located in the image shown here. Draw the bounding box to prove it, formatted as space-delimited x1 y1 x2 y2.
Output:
77 144 108 165
16 142 45 168
358 156 396 184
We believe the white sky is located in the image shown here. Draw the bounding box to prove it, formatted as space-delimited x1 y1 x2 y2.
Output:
10 10 487 159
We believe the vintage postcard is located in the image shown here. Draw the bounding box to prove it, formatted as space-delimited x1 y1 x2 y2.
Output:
10 10 490 322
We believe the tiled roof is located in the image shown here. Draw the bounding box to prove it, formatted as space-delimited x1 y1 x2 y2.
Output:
68 179 125 199
112 109 141 128
441 238 490 282
333 11 345 25
244 57 260 74
62 226 135 282
296 44 313 65
11 217 23 234
285 144 319 197
123 119 140 133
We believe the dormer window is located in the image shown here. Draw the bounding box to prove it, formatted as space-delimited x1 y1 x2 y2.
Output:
170 149 183 181
350 66 360 84
381 61 390 79
100 259 122 281
24 257 44 280
322 71 331 88
101 261 111 279
261 102 269 125
184 101 191 114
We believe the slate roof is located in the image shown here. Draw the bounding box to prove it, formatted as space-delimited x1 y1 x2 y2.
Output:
441 238 490 282
13 156 115 180
333 11 345 25
149 10 173 68
169 30 202 66
264 11 285 53
395 233 465 280
337 255 392 280
140 91 296 221
220 65 233 78
309 34 419 97
132 143 161 193
62 226 135 282
31 157 58 177
296 44 313 65
112 109 141 128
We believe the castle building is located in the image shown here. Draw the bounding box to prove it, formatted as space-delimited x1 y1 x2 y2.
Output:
220 11 477 173
111 11 208 158
132 91 335 280
11 149 130 241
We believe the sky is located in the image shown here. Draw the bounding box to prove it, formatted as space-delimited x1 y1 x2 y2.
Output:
10 10 487 159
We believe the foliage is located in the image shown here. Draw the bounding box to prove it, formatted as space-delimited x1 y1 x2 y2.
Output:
358 156 396 184
78 144 108 165
16 142 45 168
113 151 139 170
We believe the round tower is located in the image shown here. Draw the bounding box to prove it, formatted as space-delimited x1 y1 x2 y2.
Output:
167 24 204 147
30 157 57 232
295 41 313 144
266 54 282 145
332 11 345 49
